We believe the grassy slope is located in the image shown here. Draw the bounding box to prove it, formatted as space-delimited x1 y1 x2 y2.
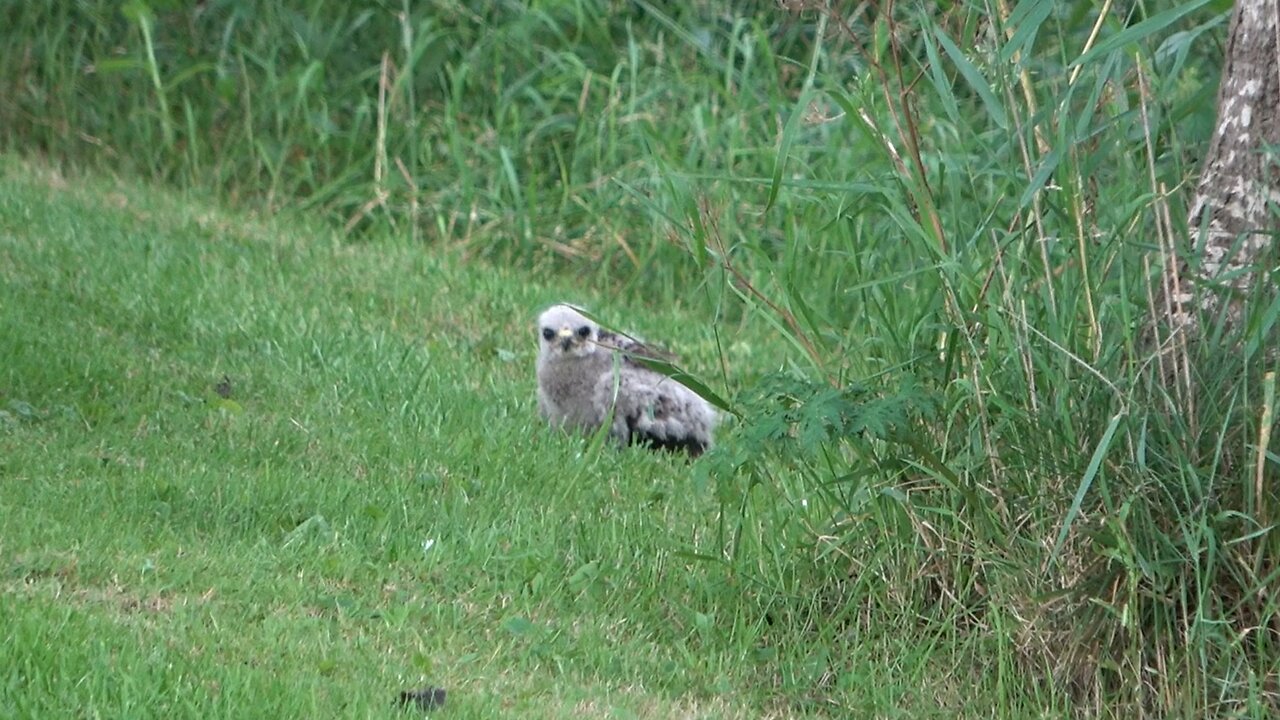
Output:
0 157 1069 717
5 2 1274 715
0 155 745 718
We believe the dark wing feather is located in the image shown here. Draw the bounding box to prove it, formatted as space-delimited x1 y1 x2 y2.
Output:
602 369 713 457
624 410 709 456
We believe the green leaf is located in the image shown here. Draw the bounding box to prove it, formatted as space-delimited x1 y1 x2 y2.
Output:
1070 0 1214 68
568 560 600 588
999 0 1053 64
502 616 537 636
933 25 1007 129
766 88 814 213
92 58 147 74
211 398 243 415
921 29 961 125
633 356 735 416
1050 411 1125 563
120 0 153 23
1019 148 1061 209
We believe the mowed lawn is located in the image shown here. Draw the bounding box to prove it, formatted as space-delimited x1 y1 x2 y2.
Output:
0 156 813 718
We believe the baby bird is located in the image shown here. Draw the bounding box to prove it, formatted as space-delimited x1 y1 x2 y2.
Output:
535 304 718 456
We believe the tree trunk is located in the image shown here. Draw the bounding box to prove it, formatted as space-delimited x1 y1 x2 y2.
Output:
1162 0 1280 335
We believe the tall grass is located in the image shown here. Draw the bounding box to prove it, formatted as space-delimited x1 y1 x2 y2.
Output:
4 0 1273 715
685 2 1276 717
2 0 781 284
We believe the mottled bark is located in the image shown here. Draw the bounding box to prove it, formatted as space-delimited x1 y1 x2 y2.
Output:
1163 0 1280 334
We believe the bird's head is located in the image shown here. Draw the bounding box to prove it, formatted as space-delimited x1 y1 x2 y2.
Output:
537 304 598 359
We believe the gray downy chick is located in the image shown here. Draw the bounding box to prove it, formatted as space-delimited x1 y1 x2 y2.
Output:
535 304 718 456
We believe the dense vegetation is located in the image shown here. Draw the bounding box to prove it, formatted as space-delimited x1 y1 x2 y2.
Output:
4 0 1275 716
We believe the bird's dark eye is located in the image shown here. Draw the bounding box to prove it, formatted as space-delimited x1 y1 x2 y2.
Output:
541 328 555 341
576 326 591 338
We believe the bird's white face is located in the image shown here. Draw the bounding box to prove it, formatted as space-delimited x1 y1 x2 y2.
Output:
537 305 598 360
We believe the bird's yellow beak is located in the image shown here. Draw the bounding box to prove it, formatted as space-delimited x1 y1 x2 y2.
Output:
556 327 573 339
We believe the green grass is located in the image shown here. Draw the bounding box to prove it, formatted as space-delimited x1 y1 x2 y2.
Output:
0 157 1072 717
0 157 736 716
4 0 1279 716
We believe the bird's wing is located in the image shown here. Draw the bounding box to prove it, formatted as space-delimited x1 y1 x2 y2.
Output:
594 364 716 456
595 329 679 365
